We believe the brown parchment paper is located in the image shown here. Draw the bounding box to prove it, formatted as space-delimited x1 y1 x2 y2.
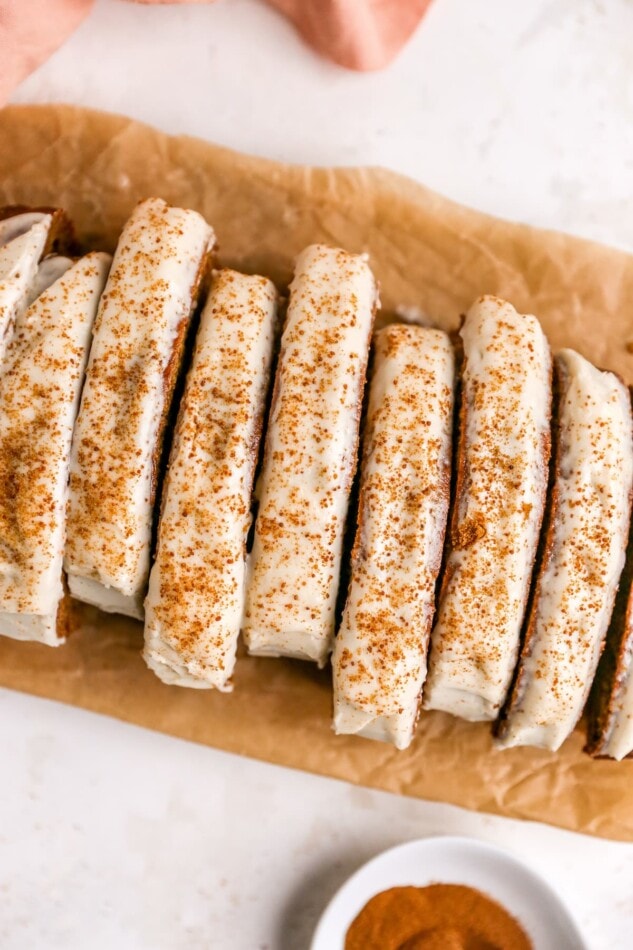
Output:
1 104 633 841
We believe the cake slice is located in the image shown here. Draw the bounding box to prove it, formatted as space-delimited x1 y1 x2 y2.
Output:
243 244 378 665
423 296 552 722
586 521 633 760
144 269 278 689
497 351 633 751
0 253 111 645
0 206 71 349
65 198 215 620
332 325 455 749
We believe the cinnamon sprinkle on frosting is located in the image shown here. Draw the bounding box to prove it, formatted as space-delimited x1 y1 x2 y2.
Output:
498 349 633 751
0 252 110 645
144 269 277 689
65 198 215 619
333 324 454 749
243 243 378 665
423 295 553 722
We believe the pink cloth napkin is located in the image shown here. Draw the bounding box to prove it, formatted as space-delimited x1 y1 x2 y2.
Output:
0 0 433 104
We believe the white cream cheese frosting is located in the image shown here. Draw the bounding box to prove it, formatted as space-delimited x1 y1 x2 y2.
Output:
0 213 52 348
332 325 455 749
65 198 215 620
144 269 278 689
243 244 378 665
28 255 74 304
498 349 633 751
0 211 50 247
0 252 111 646
423 296 553 722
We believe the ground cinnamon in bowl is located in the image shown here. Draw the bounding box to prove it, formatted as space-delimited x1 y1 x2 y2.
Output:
345 883 532 949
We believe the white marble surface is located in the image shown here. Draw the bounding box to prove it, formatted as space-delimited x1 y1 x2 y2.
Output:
4 0 633 947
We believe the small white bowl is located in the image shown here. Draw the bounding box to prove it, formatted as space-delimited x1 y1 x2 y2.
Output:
311 835 585 950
